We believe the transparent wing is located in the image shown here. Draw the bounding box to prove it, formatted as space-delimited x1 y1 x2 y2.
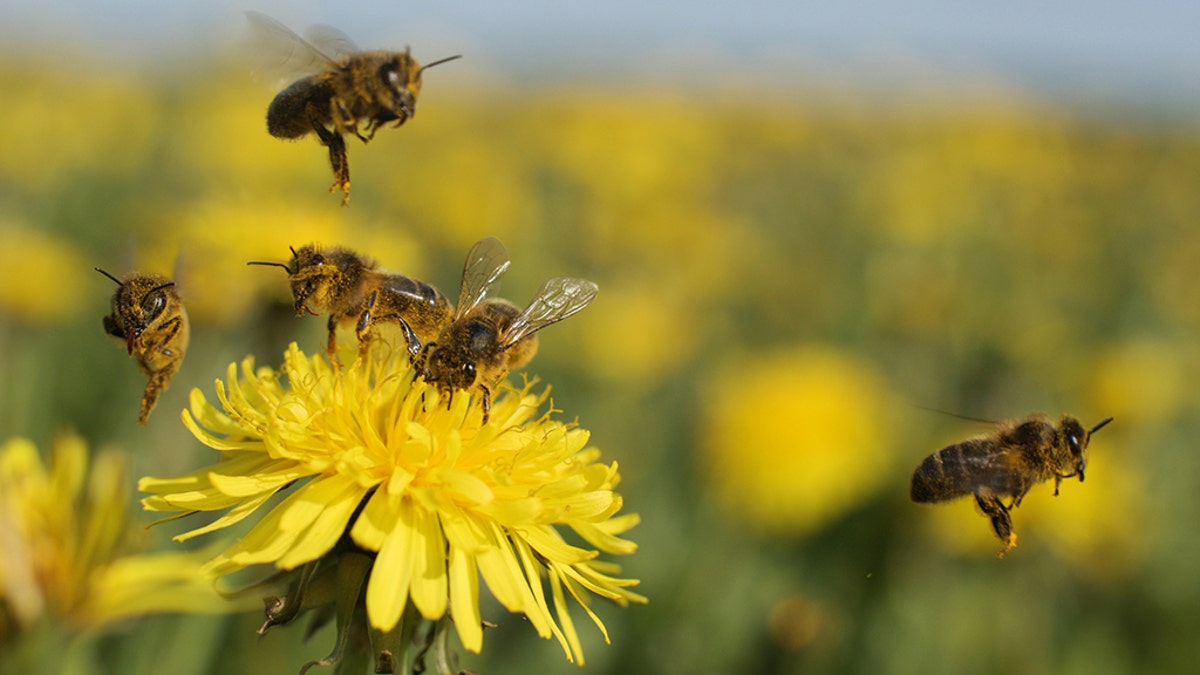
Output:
498 277 598 349
244 11 341 84
455 237 510 319
305 23 360 62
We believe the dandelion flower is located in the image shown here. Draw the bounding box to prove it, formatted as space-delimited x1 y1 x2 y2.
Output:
0 434 226 648
140 342 644 670
702 346 896 535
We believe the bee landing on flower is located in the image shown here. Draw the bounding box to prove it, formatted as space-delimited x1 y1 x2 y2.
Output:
140 341 644 672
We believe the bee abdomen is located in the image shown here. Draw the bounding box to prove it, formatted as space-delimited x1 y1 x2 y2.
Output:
910 440 988 503
267 77 333 138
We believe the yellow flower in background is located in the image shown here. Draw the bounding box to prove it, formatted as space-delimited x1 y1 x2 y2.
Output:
140 342 644 668
0 61 158 190
0 221 90 324
702 346 896 535
0 434 226 645
1087 338 1188 427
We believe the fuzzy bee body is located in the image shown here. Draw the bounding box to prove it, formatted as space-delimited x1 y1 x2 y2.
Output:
248 12 459 204
249 245 452 359
97 269 189 425
420 237 598 421
911 413 1112 555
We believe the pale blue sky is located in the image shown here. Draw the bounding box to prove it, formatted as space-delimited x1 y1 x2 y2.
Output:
3 1 1198 103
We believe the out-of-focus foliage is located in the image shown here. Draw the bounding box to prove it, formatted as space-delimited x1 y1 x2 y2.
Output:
1 45 1198 675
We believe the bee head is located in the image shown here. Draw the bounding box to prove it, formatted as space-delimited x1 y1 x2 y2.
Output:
1059 415 1113 483
425 345 477 391
250 245 359 316
381 51 461 121
96 269 177 354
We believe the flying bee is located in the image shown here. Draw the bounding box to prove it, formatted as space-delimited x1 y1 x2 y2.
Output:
96 268 190 425
420 237 599 421
246 11 461 205
911 413 1113 556
248 244 452 360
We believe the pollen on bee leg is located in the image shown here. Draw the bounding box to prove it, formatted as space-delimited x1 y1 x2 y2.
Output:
996 533 1018 558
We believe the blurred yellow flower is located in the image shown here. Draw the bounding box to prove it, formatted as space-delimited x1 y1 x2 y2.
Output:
0 61 158 189
140 342 644 667
0 221 90 324
702 346 896 535
1087 339 1188 427
0 434 226 645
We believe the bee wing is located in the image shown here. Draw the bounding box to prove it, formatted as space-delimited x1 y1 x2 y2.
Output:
454 237 510 319
245 11 341 83
915 438 1026 499
498 277 598 349
304 23 361 62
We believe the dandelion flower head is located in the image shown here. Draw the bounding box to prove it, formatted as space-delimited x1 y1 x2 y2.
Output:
140 341 644 666
0 434 225 645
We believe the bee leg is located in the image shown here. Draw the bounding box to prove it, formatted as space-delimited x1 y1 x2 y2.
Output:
415 341 436 377
1053 475 1064 496
975 493 1017 556
102 314 125 339
479 385 492 424
355 292 379 360
332 98 369 143
310 115 351 205
138 371 169 425
1008 486 1029 510
153 316 184 348
326 314 340 361
395 317 422 360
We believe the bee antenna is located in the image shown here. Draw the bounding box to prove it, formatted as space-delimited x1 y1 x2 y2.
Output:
1089 417 1114 435
909 404 996 425
289 246 298 257
419 54 463 74
94 267 123 286
247 261 291 271
149 281 176 294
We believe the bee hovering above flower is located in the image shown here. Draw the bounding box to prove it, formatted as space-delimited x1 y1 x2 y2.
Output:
96 268 189 425
246 11 461 205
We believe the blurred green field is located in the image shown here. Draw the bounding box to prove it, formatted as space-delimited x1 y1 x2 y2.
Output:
2 46 1199 675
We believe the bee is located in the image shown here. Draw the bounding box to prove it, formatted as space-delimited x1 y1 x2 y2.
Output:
247 11 461 205
96 268 190 425
910 413 1113 556
248 244 452 360
420 237 599 421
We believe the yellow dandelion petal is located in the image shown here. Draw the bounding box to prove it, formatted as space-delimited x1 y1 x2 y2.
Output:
349 485 402 551
409 506 449 620
520 525 598 565
366 496 417 632
208 459 310 497
449 543 483 653
474 522 537 618
549 567 587 664
514 536 573 661
276 476 368 569
171 491 276 542
572 513 642 555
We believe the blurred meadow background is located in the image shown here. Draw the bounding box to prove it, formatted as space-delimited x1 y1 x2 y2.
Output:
2 2 1200 674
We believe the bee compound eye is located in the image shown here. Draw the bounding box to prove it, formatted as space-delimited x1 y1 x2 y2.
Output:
1067 434 1082 456
462 362 476 381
